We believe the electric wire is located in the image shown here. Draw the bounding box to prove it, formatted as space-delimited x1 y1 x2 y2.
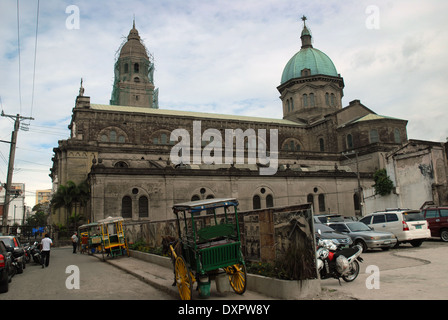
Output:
29 0 40 121
16 0 22 114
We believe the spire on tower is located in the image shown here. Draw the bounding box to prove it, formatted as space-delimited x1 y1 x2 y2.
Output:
301 15 307 26
300 15 312 49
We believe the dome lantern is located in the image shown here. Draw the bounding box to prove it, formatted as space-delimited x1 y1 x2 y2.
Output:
277 17 344 122
280 17 339 85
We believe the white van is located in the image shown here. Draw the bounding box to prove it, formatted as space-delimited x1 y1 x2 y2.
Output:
359 209 430 247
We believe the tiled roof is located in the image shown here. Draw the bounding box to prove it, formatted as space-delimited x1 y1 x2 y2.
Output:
89 104 306 126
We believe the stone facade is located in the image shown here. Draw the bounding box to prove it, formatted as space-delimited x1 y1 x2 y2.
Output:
51 21 414 225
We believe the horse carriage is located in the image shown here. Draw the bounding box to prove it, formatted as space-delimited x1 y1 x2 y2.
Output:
97 216 129 261
169 198 247 300
78 222 102 254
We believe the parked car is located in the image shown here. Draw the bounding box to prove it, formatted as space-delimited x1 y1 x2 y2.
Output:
313 214 345 224
0 240 13 293
360 209 430 247
328 221 397 252
314 223 352 247
421 207 448 242
0 236 25 273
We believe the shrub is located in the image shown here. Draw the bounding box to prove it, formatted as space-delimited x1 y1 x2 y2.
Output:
373 169 394 196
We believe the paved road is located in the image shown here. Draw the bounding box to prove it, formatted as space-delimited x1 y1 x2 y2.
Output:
321 239 448 300
0 247 174 300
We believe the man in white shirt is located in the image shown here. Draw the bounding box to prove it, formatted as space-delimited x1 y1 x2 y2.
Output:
71 232 78 254
41 234 53 268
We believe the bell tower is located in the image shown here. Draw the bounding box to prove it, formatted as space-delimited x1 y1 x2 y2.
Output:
110 20 159 108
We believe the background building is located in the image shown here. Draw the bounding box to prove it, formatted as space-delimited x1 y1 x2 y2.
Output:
0 183 27 226
36 189 51 205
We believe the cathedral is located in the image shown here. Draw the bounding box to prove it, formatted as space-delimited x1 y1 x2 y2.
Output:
51 19 410 224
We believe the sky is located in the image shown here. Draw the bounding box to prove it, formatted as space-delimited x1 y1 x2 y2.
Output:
0 0 447 208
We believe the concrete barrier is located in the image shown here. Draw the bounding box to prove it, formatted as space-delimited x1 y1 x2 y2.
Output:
129 250 321 299
247 273 321 299
129 249 173 268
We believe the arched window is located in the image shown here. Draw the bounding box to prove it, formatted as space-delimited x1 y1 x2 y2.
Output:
307 194 313 203
139 196 148 218
122 196 132 218
287 100 290 112
394 128 401 143
134 63 139 73
353 193 360 211
346 134 353 149
110 130 117 143
191 195 200 201
266 194 274 208
318 194 326 213
319 138 325 152
114 161 128 168
99 128 127 143
309 93 315 107
153 132 172 145
253 195 261 210
290 98 294 111
161 133 168 145
370 129 379 143
330 93 336 106
307 194 314 207
325 93 330 106
283 139 301 151
303 94 308 107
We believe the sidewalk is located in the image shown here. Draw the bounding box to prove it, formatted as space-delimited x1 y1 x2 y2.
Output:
91 252 273 300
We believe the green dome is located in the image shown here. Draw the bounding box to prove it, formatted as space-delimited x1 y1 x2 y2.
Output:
280 21 338 84
281 47 338 84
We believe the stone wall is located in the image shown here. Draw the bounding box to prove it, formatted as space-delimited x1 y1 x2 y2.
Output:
123 203 317 280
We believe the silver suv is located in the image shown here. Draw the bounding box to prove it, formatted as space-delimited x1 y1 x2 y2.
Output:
359 209 430 247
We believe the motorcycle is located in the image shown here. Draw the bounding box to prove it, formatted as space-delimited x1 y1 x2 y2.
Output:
5 245 24 275
29 242 42 265
23 243 31 264
316 237 363 283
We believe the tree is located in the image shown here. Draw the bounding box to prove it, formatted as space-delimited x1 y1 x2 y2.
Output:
373 169 394 196
51 180 90 228
27 203 48 226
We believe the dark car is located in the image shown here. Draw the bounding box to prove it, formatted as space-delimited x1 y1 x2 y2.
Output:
314 223 352 247
313 214 345 224
421 207 448 242
328 221 397 252
0 236 25 274
0 240 13 293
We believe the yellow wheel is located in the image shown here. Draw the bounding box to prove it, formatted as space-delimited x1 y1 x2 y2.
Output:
225 263 247 294
175 256 193 300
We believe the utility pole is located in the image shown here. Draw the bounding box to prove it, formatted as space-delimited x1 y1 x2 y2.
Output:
342 150 363 217
1 111 34 228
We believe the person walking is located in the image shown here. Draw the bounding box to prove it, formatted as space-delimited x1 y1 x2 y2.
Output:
41 234 53 268
71 232 78 254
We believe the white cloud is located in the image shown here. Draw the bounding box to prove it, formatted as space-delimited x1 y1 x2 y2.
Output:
0 0 447 206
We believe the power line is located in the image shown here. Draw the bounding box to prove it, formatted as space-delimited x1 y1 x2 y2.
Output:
29 0 40 120
16 0 22 113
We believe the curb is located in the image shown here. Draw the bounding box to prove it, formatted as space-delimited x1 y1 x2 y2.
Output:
97 255 180 299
